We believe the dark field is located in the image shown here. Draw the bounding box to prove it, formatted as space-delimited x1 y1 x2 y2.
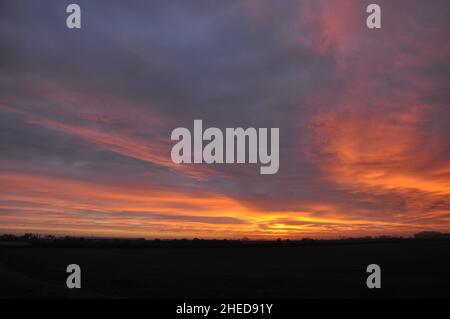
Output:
1 240 450 299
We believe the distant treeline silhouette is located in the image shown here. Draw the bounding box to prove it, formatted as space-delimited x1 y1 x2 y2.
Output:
1 231 449 249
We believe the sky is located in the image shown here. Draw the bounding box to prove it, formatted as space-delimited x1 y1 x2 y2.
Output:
0 0 449 239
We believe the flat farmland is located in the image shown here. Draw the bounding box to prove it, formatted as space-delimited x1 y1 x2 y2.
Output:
1 240 449 299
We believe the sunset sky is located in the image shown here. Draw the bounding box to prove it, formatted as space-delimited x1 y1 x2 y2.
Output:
1 0 449 239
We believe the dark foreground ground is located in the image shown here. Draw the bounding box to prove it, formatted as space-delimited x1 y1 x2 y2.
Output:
1 240 449 299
